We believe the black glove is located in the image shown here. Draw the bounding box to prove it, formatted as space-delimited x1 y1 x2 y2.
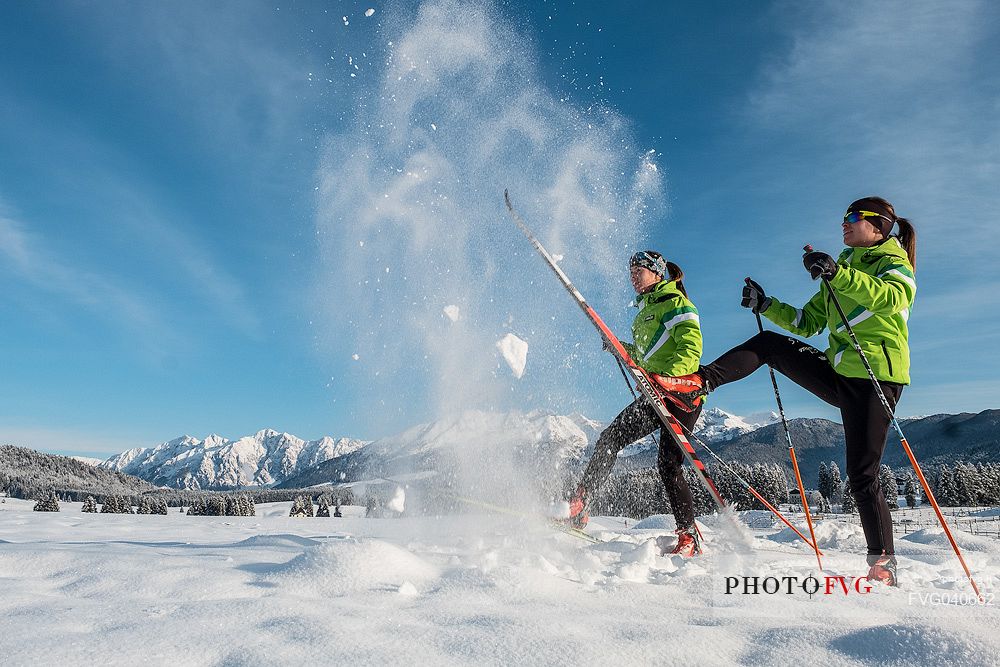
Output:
741 278 771 314
803 251 838 280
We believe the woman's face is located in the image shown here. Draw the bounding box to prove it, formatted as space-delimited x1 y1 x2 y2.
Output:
630 266 661 294
842 217 884 248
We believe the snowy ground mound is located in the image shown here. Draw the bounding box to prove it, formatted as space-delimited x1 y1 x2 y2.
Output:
1 499 998 665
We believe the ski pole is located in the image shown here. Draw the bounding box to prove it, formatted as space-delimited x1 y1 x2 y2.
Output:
675 417 822 553
614 356 639 399
607 351 818 551
804 245 983 601
505 190 727 512
748 278 823 570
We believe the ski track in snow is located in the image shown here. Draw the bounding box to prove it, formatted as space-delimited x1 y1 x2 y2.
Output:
1 499 998 665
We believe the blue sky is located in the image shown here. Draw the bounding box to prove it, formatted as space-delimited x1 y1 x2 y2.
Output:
1 1 998 458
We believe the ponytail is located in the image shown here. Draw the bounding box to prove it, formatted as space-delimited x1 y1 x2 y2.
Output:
894 217 917 269
666 261 688 297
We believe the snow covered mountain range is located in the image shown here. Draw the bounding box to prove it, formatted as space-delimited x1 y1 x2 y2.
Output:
614 407 779 460
100 408 769 491
277 410 593 490
92 408 1000 491
99 430 368 490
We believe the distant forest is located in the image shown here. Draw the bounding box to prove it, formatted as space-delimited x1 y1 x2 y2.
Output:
4 443 999 518
0 445 352 506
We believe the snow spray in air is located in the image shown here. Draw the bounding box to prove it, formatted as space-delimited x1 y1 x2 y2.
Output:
315 0 665 508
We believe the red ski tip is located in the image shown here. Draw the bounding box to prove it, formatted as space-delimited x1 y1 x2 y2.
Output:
744 277 752 285
803 244 814 253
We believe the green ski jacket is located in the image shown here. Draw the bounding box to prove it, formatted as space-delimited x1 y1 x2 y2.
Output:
621 279 703 377
763 237 916 384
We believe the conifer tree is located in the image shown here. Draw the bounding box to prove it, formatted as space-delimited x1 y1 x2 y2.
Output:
879 464 897 510
186 498 205 516
774 464 790 505
937 465 959 507
33 491 60 512
904 474 918 509
81 496 98 513
289 495 313 517
818 462 831 501
206 496 225 516
842 488 857 514
828 462 843 504
954 463 979 507
316 495 331 517
244 495 256 517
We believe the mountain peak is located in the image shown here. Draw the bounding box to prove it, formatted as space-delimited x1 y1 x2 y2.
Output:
99 428 367 490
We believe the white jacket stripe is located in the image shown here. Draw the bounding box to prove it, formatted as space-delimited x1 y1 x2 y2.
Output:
643 312 699 360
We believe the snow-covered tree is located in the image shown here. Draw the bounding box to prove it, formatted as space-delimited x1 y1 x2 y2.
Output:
772 465 790 505
935 465 959 506
33 491 60 512
818 462 831 500
878 464 897 510
316 495 331 517
100 495 132 514
954 462 979 507
226 494 254 517
136 496 154 514
904 474 918 509
979 464 1000 505
289 495 313 518
842 488 857 514
81 496 98 513
828 462 844 504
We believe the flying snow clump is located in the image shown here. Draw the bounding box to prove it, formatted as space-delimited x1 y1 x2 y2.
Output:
496 333 528 378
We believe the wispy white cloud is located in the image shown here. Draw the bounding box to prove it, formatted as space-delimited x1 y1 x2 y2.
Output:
0 166 261 346
71 1 317 161
98 183 264 339
0 210 172 348
732 0 1000 417
0 424 144 458
747 0 1000 264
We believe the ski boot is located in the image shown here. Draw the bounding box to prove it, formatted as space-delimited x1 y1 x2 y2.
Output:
652 372 708 413
866 553 898 587
560 485 589 529
657 526 702 557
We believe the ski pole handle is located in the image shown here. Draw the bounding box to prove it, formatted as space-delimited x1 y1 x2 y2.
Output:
746 277 766 334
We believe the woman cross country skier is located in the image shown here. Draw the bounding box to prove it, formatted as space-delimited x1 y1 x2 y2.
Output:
564 250 708 557
694 196 916 585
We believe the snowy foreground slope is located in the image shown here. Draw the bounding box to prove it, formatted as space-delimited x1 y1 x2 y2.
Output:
1 500 999 666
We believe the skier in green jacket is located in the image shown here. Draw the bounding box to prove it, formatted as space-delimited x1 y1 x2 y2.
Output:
565 250 707 557
696 196 917 584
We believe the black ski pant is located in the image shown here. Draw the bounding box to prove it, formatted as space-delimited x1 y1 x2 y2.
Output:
699 331 903 563
579 398 702 531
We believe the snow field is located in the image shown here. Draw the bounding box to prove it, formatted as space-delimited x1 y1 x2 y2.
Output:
1 499 999 666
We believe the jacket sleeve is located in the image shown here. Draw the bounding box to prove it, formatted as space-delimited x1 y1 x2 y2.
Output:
763 290 827 337
826 260 916 315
